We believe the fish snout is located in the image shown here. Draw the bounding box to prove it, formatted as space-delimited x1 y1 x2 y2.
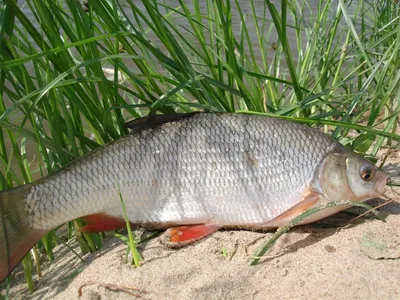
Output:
375 171 389 194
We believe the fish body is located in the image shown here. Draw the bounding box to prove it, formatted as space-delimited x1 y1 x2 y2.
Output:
0 113 387 281
27 113 337 229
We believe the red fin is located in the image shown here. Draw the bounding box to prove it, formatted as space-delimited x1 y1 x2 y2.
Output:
79 213 126 232
0 185 47 283
265 189 320 228
161 224 220 248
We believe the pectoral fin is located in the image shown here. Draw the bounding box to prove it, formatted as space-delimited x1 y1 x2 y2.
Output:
161 224 220 248
265 189 321 228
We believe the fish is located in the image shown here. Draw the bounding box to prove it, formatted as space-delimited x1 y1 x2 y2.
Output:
0 113 388 282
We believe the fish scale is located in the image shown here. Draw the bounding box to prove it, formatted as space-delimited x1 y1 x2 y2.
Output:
25 113 336 229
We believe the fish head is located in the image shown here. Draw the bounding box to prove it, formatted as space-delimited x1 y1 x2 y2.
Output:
345 153 388 199
318 150 388 202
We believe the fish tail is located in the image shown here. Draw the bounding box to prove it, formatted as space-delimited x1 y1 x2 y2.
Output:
0 185 47 283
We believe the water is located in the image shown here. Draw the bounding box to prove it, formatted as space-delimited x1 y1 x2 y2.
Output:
17 0 354 67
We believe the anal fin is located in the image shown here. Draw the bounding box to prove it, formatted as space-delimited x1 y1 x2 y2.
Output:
161 224 220 248
79 213 127 232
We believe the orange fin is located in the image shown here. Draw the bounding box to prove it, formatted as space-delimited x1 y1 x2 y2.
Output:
161 224 220 248
265 189 320 228
79 213 127 232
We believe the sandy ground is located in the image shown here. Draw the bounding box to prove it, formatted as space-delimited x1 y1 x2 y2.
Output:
1 150 399 300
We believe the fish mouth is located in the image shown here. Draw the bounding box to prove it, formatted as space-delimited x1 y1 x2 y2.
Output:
376 176 389 194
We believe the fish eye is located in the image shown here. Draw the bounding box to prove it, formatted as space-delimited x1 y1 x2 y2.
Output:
360 165 374 182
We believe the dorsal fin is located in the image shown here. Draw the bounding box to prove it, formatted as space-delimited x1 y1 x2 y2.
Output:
124 112 199 133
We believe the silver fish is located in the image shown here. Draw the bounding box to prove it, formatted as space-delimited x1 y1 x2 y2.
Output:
0 113 387 281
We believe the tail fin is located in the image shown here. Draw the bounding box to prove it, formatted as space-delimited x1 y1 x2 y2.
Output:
0 185 47 283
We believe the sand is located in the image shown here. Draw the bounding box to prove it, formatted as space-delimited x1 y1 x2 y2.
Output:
2 150 400 300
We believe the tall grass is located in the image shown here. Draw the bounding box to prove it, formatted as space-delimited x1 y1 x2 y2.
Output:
0 0 399 294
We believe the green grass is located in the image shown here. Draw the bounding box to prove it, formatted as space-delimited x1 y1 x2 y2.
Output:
116 183 143 268
0 0 399 294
